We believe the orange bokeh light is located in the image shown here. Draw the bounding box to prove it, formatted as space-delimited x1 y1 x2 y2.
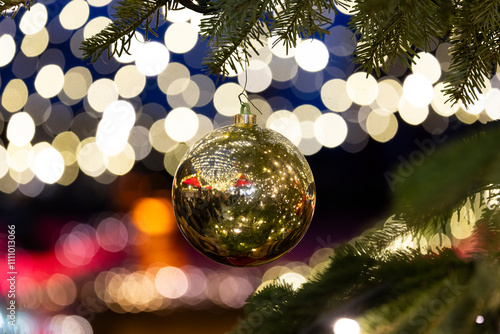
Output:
131 197 176 236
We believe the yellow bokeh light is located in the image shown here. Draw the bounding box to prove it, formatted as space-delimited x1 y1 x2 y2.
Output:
332 318 361 334
0 146 8 178
7 143 32 172
429 233 452 253
213 82 244 116
9 168 35 185
57 163 79 186
167 78 200 109
31 145 65 184
131 197 176 235
106 143 135 175
87 78 119 112
97 100 136 156
149 119 178 153
135 42 170 76
164 21 199 54
398 97 429 125
63 66 93 100
83 16 112 39
412 52 441 84
314 113 348 148
403 74 434 108
455 107 478 125
88 0 113 6
431 82 459 117
77 138 107 177
268 35 296 58
166 7 193 22
450 201 476 240
266 110 302 145
114 65 146 98
113 32 145 63
164 142 189 176
460 92 485 115
0 174 19 194
46 274 77 307
293 104 322 122
185 114 214 146
346 72 379 106
237 60 273 93
369 113 398 143
0 34 16 67
279 272 307 291
165 107 199 142
376 79 402 114
35 64 65 98
21 27 49 57
485 88 500 120
295 39 329 72
7 112 35 147
2 79 28 112
157 62 191 95
321 79 352 112
59 0 90 30
19 3 48 35
53 131 81 165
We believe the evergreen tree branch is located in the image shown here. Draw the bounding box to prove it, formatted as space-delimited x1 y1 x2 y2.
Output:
391 123 500 232
269 0 341 51
348 0 449 76
443 0 500 106
0 0 35 18
80 0 170 62
199 0 275 75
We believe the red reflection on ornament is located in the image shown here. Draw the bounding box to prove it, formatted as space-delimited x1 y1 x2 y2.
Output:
183 176 201 188
235 174 252 187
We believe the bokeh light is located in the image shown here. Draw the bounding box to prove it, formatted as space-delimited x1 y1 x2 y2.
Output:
295 39 329 72
155 267 189 299
7 112 35 147
165 107 199 142
403 74 434 108
314 113 348 148
0 34 16 67
135 42 170 76
35 64 65 98
346 72 379 105
96 217 129 252
131 197 176 235
31 145 65 184
60 0 90 30
19 3 48 35
333 318 361 334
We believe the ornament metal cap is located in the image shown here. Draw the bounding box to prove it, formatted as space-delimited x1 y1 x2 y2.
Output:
235 103 256 125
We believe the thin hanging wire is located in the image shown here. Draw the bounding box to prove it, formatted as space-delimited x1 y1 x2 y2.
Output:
238 61 262 115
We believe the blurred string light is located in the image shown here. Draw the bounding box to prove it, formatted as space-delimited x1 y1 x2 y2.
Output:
0 1 499 197
10 206 339 320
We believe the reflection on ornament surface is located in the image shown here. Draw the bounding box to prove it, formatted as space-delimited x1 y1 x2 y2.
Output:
172 117 315 266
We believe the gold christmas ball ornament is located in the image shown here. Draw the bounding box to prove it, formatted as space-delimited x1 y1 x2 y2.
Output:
172 104 316 266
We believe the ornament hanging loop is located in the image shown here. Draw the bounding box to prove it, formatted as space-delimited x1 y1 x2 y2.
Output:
240 102 251 115
235 102 256 125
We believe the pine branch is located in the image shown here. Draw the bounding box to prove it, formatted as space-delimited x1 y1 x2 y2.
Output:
0 0 35 17
348 0 448 76
269 0 340 50
80 0 170 62
443 0 500 106
391 123 500 232
199 0 275 75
